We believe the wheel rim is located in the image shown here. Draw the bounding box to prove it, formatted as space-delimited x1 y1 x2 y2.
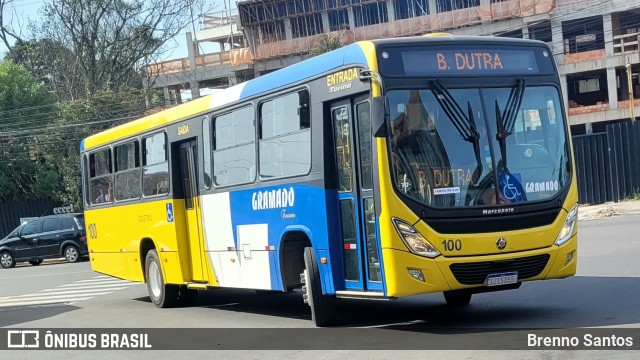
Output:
65 247 78 262
1 253 12 267
149 261 162 298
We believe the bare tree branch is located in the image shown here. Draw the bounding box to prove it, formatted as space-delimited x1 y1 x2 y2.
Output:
0 0 24 51
41 0 210 96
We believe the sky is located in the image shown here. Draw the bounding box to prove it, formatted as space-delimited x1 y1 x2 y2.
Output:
0 0 233 61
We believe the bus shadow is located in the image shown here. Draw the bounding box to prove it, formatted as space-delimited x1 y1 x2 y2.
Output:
186 276 640 331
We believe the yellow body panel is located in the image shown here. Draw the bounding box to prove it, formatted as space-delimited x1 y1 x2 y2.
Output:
85 198 218 286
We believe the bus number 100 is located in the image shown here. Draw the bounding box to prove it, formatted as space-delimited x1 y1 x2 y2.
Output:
442 239 462 251
88 223 98 239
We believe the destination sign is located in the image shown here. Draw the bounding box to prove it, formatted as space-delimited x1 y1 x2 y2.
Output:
378 45 553 77
403 49 539 76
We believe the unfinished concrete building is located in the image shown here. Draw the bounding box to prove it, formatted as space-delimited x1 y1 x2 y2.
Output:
234 0 639 133
144 8 255 104
145 0 640 132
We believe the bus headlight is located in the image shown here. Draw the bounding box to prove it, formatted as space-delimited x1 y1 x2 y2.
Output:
392 218 440 258
555 204 578 246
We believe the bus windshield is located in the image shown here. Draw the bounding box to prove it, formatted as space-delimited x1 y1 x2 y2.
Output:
388 85 570 208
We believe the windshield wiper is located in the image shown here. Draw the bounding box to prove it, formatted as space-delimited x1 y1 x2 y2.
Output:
430 81 483 185
495 79 525 165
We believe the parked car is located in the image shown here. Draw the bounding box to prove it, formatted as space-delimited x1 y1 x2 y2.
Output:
0 213 88 269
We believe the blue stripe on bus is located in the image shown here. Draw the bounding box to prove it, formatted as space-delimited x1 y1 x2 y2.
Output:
227 184 334 293
80 139 85 152
239 43 368 100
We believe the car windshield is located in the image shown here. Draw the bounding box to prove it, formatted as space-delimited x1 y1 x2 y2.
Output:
388 85 570 208
6 224 24 238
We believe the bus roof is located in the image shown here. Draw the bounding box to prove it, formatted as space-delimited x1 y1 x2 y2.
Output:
81 42 371 152
81 35 546 152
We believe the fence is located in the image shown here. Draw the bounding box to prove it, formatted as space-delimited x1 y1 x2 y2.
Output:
572 121 640 204
0 198 61 238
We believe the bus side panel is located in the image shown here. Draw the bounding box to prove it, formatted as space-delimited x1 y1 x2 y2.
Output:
86 199 191 284
200 184 334 293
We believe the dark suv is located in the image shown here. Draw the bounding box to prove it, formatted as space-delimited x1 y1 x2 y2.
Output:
0 213 88 269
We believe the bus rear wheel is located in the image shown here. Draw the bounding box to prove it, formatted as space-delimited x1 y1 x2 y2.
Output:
145 250 178 308
443 291 472 306
301 247 336 327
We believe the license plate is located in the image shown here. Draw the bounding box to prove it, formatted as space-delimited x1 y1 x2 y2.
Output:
486 271 518 287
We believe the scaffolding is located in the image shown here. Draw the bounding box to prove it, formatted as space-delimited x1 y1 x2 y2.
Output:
237 0 556 60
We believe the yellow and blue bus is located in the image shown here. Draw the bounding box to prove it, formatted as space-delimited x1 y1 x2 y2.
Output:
80 34 578 326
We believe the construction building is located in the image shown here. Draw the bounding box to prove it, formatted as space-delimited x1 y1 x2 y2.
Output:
144 8 254 104
146 0 640 134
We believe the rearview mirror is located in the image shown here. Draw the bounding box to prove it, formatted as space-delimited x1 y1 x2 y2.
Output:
371 96 388 138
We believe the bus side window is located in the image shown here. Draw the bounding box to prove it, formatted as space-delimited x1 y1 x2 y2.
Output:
114 140 141 201
89 148 113 205
142 133 169 196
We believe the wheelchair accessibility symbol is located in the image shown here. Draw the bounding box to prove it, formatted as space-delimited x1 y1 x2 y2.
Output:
499 173 526 203
166 203 174 222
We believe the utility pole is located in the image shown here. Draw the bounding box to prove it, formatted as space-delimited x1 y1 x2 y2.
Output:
627 58 636 121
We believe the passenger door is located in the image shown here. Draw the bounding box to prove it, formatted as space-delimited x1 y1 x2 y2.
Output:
39 218 63 257
330 97 383 292
178 140 206 282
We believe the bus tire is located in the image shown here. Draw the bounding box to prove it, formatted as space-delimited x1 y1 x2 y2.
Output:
145 250 178 308
443 291 472 306
302 247 336 327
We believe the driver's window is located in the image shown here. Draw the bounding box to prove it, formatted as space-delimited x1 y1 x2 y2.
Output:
21 220 41 236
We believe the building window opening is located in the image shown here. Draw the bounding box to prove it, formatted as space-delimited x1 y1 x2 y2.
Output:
353 1 388 28
394 0 429 20
567 70 609 110
562 16 605 54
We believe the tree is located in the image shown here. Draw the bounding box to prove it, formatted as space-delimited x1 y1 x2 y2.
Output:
0 60 58 201
40 0 208 96
5 39 81 101
34 88 164 208
309 33 344 57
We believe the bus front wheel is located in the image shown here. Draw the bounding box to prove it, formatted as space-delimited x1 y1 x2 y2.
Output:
145 250 178 308
301 247 336 327
443 291 472 306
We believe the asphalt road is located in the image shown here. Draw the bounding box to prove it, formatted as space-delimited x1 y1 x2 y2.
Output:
1 215 639 359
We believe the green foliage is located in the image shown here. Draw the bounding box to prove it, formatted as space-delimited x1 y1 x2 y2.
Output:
5 39 81 101
624 188 640 201
35 88 159 209
0 60 58 202
0 0 192 206
309 33 343 57
0 60 56 111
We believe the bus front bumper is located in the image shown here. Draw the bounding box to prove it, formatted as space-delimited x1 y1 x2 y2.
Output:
382 234 577 298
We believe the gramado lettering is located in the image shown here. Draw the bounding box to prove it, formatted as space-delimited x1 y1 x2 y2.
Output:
252 187 295 210
437 52 504 71
526 181 559 193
